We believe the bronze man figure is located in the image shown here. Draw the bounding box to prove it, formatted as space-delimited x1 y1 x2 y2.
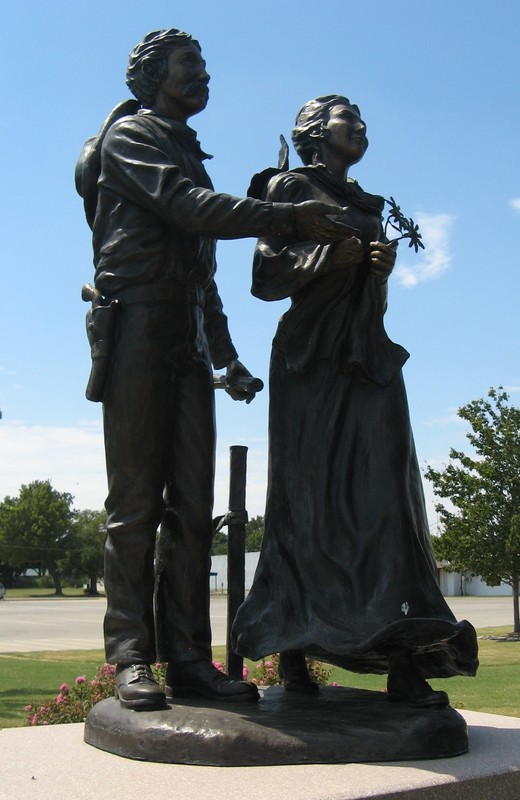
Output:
76 31 350 710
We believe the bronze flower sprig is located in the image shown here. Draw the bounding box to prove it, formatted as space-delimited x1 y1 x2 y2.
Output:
384 196 425 252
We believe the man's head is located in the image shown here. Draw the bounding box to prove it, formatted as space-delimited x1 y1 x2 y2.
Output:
292 95 367 166
126 29 209 120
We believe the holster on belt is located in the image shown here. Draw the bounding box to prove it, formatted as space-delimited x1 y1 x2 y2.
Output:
82 283 120 402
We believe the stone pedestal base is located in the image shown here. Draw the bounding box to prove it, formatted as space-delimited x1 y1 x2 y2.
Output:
84 685 467 765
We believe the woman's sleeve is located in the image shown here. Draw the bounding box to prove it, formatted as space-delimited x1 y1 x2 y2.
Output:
252 173 337 301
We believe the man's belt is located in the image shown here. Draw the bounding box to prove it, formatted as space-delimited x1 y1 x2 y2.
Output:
107 282 203 306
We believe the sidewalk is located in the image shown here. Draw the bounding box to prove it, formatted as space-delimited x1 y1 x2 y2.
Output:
1 710 520 800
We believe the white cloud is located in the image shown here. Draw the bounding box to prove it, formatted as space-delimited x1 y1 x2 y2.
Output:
394 212 454 288
422 408 465 428
0 422 270 517
0 421 107 510
509 198 520 214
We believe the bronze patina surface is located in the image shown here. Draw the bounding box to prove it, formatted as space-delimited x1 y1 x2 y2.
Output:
85 686 468 766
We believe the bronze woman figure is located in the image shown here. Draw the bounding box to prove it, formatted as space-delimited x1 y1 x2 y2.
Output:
233 96 478 706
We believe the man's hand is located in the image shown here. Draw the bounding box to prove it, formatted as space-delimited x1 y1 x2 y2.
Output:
369 240 398 282
294 201 360 243
225 359 263 404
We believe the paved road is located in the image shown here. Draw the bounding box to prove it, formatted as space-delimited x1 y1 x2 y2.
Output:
0 595 514 654
442 596 514 628
0 595 228 653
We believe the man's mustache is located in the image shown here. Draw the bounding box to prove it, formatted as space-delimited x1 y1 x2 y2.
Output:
182 80 209 97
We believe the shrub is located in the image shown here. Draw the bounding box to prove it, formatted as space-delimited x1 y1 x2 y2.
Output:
25 664 165 726
245 653 332 687
24 657 332 725
34 576 57 589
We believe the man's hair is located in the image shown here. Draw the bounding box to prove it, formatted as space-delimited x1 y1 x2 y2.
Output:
292 95 361 165
126 28 201 107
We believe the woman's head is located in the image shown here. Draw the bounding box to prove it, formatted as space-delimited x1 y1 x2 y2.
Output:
292 95 367 167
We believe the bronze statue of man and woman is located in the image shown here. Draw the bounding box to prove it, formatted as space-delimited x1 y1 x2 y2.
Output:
77 28 478 715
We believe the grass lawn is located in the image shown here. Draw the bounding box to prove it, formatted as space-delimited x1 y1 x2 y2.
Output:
0 650 106 728
1 627 519 729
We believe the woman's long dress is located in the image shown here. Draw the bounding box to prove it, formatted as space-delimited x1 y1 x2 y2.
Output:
232 166 478 679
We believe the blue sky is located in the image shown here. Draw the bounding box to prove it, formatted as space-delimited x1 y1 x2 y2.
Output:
1 0 519 525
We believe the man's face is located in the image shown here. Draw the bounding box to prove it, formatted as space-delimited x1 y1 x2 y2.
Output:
154 43 210 121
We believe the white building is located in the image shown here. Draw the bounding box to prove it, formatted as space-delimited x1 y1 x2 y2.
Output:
436 562 512 597
210 552 260 593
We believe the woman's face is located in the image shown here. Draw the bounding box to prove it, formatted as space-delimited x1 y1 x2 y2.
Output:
322 104 368 167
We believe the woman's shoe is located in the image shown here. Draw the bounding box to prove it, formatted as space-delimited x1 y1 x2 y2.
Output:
279 650 320 694
387 652 449 708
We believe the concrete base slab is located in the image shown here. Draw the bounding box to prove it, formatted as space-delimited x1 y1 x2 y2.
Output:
84 686 468 765
1 710 519 800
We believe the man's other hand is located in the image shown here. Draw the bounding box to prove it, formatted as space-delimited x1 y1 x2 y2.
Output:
225 359 263 404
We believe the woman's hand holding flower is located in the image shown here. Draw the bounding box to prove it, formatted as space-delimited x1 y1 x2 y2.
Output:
369 240 397 282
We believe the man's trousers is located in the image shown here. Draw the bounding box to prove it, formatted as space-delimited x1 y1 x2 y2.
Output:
102 300 215 665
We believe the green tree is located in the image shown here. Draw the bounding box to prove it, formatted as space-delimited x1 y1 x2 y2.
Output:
211 529 229 555
65 509 107 595
0 480 74 596
210 515 265 555
425 388 520 634
245 515 264 552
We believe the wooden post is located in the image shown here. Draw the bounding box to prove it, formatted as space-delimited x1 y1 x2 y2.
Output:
226 445 247 680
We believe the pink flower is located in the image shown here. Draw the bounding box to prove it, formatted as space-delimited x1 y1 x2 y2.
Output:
256 662 263 670
264 660 273 668
331 682 339 687
75 675 86 685
30 715 38 726
251 678 258 684
55 695 63 705
212 661 223 671
60 683 69 694
24 705 32 712
242 666 249 679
